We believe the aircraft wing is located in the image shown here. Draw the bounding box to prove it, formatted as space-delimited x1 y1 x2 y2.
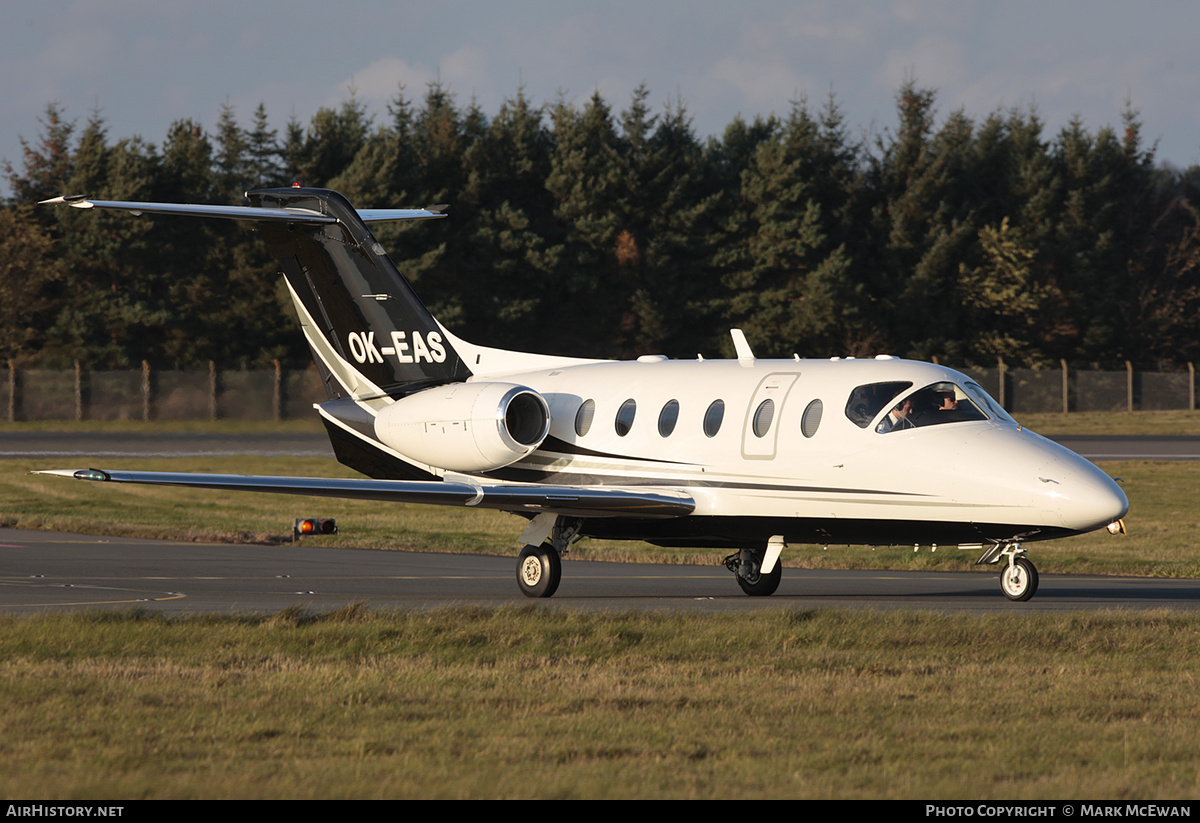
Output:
39 195 446 225
33 469 695 519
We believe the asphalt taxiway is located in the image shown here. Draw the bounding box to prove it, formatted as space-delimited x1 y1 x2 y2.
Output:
2 528 1198 615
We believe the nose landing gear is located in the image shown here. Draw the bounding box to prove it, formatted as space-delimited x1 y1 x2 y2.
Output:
978 540 1040 602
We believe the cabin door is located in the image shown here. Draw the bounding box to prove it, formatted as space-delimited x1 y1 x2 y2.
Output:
740 372 798 460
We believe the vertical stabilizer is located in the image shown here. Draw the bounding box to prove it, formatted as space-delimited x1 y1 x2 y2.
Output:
247 187 470 400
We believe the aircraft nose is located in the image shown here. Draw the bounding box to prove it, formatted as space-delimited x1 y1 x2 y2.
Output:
961 427 1128 535
1045 455 1129 533
1014 433 1128 532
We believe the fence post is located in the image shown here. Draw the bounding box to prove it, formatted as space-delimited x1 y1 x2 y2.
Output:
208 360 218 421
997 357 1006 409
1125 361 1134 413
1190 363 1195 412
6 359 19 422
273 359 283 421
1060 358 1069 414
74 360 87 422
141 360 152 422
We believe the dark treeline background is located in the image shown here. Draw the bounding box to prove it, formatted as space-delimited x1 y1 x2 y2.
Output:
4 81 1200 371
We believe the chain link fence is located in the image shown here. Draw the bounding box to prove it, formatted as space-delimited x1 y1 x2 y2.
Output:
4 361 327 421
3 360 1196 421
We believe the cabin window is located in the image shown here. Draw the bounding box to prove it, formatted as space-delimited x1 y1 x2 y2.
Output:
801 399 823 438
575 399 595 436
876 382 989 433
615 399 637 436
752 398 775 437
658 400 680 437
844 381 912 428
703 399 725 437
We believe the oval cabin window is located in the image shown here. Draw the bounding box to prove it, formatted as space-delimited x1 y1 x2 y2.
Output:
575 399 595 436
658 400 680 437
801 399 823 438
752 398 775 438
703 399 725 437
615 399 637 436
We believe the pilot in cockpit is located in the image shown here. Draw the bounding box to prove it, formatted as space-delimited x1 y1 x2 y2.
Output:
877 383 988 433
876 396 916 432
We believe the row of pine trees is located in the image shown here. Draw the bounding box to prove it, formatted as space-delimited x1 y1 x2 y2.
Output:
4 81 1199 371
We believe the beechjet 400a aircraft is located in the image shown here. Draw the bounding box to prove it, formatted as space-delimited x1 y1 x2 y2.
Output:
39 187 1128 601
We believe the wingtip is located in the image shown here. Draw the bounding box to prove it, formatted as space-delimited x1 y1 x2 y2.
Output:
31 468 110 481
39 194 92 207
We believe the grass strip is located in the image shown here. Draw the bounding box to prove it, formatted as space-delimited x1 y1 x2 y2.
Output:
1 607 1198 799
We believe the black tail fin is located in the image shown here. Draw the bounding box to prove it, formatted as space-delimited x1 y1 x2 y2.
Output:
247 187 469 400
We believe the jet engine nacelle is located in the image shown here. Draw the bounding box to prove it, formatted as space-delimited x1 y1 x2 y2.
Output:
373 382 551 472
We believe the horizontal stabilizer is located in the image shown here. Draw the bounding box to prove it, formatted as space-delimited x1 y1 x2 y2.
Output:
33 469 695 519
40 196 446 225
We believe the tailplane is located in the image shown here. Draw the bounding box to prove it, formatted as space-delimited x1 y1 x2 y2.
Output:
42 187 468 402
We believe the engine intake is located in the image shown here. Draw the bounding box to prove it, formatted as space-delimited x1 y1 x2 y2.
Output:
373 382 550 472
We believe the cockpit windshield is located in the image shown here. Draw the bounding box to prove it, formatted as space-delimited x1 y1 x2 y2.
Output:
961 381 1018 425
874 381 990 433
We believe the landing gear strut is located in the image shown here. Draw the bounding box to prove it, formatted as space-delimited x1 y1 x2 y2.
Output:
978 540 1039 602
515 516 580 598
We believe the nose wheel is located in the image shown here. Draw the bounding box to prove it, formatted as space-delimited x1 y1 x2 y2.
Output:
999 556 1039 601
977 540 1040 602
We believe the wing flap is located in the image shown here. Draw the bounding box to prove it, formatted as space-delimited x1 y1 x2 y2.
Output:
33 469 695 519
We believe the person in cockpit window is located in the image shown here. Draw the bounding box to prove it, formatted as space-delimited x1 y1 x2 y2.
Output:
876 396 916 432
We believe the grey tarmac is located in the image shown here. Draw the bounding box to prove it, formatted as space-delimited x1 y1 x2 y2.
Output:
2 528 1198 615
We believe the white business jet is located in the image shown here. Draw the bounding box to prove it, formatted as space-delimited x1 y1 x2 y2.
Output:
39 188 1128 601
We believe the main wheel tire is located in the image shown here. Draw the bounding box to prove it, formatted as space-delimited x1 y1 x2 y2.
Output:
736 558 782 596
999 556 1038 602
516 543 562 598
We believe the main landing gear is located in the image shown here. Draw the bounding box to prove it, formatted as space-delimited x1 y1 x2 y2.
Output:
517 543 561 598
978 540 1039 602
723 536 786 596
515 516 580 598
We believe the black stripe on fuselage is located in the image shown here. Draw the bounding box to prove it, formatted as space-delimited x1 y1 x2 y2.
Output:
535 435 690 464
579 515 1068 549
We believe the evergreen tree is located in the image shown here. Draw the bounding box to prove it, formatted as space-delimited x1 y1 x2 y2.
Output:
0 207 64 362
245 103 285 191
4 103 75 208
544 91 626 355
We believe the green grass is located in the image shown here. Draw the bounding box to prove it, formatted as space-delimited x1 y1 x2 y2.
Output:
1017 409 1200 435
1 607 1198 799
